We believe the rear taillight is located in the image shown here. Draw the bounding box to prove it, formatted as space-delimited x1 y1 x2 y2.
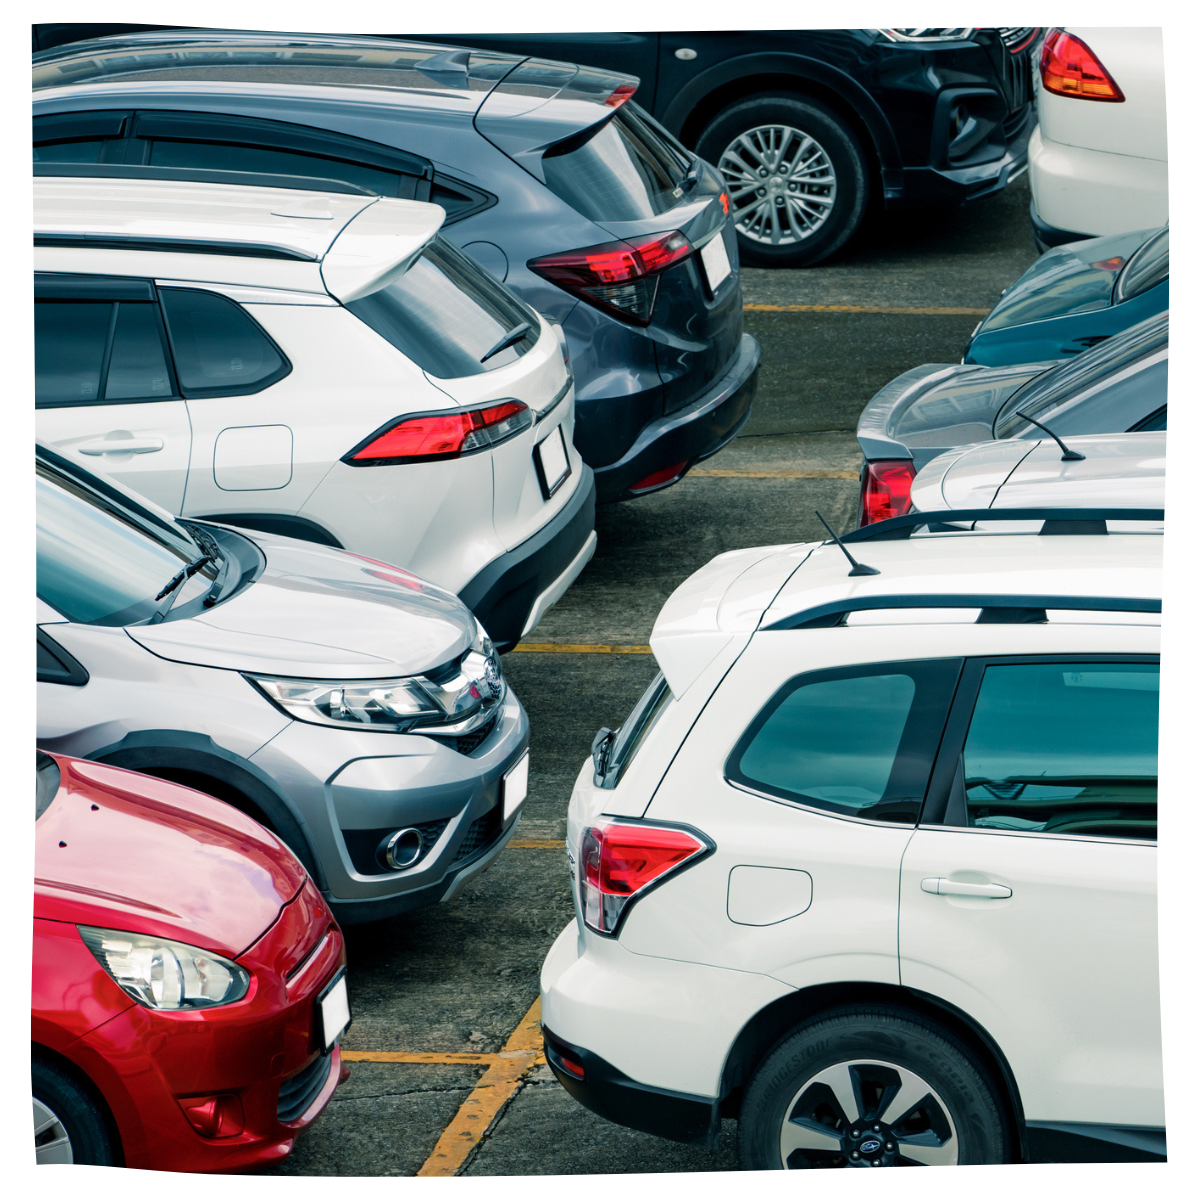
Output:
579 819 711 936
1040 29 1125 102
858 460 916 526
529 231 694 326
346 401 532 465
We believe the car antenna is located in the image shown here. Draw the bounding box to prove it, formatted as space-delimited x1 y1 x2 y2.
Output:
1015 410 1085 461
815 510 880 576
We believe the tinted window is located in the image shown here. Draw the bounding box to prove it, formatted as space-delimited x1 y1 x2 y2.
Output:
104 303 173 400
160 289 288 396
347 237 537 378
35 301 112 404
727 659 961 823
601 671 673 788
1114 227 1168 303
962 661 1158 840
33 139 104 162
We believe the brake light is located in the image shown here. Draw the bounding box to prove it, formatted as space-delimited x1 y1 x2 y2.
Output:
346 401 532 465
858 460 916 526
1040 29 1125 102
529 232 694 326
579 819 711 936
630 461 687 494
605 82 638 108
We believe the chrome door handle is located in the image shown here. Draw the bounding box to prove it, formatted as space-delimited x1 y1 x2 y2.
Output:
921 877 1012 899
79 437 164 455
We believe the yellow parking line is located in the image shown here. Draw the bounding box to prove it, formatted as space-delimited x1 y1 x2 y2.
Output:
508 838 566 849
511 643 652 653
416 998 545 1177
744 303 989 314
690 468 859 478
341 1050 498 1065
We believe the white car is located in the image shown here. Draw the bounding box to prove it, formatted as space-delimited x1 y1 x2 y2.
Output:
1029 27 1167 248
541 509 1162 1167
34 176 596 651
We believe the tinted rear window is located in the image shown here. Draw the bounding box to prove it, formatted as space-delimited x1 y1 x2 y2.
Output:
542 104 689 222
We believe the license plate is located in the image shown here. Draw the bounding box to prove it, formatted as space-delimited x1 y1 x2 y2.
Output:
317 970 351 1053
534 425 570 500
503 751 530 822
700 233 732 293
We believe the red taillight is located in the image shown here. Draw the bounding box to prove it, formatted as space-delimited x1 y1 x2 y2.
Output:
529 231 694 326
605 82 637 108
630 461 688 494
579 820 710 936
1040 29 1125 102
346 401 531 465
858 460 916 527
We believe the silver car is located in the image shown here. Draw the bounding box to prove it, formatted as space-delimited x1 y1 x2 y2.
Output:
36 446 530 924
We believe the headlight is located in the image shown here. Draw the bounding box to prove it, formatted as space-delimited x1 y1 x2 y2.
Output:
79 926 250 1010
878 28 974 42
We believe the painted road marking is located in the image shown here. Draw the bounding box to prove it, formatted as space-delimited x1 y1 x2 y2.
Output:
511 643 653 653
744 303 989 314
342 1050 501 1065
690 468 859 478
417 997 545 1176
508 838 566 849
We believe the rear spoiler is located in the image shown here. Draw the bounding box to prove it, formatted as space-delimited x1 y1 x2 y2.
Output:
321 197 445 303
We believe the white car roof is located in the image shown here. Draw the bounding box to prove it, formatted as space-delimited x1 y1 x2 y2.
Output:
33 176 445 302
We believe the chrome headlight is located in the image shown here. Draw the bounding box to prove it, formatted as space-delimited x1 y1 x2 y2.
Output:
79 926 250 1010
878 28 974 42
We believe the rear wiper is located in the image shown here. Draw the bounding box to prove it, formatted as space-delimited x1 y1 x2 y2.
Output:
480 322 532 364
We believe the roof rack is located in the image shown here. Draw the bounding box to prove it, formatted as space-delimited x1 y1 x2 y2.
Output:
34 232 315 261
33 161 377 196
841 507 1165 543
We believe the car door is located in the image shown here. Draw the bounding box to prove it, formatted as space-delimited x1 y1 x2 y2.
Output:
35 274 192 513
899 654 1162 1130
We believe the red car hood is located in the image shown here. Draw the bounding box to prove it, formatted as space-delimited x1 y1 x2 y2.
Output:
34 756 308 958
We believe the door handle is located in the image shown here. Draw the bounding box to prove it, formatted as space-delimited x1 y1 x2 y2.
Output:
79 437 164 456
921 877 1012 899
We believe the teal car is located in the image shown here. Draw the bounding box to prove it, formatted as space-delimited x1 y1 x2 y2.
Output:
964 225 1167 366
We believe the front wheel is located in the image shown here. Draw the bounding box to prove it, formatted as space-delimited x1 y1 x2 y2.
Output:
737 1007 1009 1169
33 1057 117 1166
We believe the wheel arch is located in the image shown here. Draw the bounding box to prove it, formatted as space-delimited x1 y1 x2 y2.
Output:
32 1041 126 1166
717 981 1028 1163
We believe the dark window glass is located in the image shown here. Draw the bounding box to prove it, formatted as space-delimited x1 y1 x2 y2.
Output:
727 660 961 823
542 104 689 222
1114 227 1168 303
145 138 404 196
104 303 173 400
347 237 537 378
35 301 112 405
601 672 673 788
1131 405 1167 432
159 289 287 396
962 661 1158 840
33 140 105 162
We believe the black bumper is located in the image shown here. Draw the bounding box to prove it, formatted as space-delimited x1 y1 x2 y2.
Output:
594 333 759 504
1029 198 1093 253
459 466 596 653
542 1026 721 1148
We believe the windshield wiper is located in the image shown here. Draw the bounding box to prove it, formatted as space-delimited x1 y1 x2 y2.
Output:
480 322 532 364
151 551 215 621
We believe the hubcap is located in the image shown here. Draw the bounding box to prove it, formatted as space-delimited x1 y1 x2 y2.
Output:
33 1098 73 1165
717 124 836 246
777 1059 959 1168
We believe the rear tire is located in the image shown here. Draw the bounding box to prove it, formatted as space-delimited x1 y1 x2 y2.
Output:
33 1057 117 1166
696 93 869 268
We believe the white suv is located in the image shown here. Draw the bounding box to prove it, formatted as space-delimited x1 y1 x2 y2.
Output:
541 508 1163 1167
34 176 595 651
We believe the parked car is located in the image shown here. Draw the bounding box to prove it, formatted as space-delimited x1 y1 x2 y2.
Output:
855 310 1167 525
964 225 1168 366
36 446 530 924
1029 28 1167 248
541 507 1163 1167
33 174 593 652
34 750 348 1169
32 31 759 504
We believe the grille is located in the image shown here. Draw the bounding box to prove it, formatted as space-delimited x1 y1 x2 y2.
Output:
341 818 451 876
453 805 502 864
1001 47 1033 113
999 27 1039 51
277 1052 332 1123
428 709 499 756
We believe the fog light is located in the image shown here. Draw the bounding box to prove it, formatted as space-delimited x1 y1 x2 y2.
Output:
378 828 423 870
179 1094 244 1138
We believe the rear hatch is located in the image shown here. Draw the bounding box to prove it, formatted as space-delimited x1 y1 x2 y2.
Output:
477 61 741 413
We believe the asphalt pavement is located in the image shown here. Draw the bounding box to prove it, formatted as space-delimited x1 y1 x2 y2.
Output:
266 175 1040 1177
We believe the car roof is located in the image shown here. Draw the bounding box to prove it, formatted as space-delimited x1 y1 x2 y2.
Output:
33 176 445 301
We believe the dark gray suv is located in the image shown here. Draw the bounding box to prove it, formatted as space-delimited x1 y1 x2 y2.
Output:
33 31 760 504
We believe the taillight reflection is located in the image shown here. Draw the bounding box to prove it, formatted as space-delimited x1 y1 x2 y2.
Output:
858 460 916 527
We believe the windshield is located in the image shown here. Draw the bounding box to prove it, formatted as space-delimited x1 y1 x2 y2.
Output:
542 104 691 222
1114 227 1168 304
37 457 213 625
993 312 1169 438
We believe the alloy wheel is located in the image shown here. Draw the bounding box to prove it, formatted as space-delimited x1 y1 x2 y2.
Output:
33 1097 74 1165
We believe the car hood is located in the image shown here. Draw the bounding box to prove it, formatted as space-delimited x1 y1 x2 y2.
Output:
34 754 308 956
129 528 476 679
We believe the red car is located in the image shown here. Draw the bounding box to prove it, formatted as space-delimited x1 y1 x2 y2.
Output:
33 751 349 1170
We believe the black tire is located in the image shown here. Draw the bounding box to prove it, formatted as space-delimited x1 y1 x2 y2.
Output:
737 1006 1009 1169
695 93 870 268
33 1056 117 1166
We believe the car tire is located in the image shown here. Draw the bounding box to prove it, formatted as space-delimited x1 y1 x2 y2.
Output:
695 94 869 268
33 1057 117 1166
737 1006 1009 1169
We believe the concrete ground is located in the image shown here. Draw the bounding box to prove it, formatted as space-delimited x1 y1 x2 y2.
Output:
267 175 1040 1177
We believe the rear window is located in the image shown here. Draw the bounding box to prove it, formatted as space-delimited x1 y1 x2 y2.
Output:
541 104 690 222
1114 227 1168 304
347 237 538 378
598 671 674 789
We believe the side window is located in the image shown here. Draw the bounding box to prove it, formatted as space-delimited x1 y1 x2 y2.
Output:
960 660 1158 840
33 111 129 164
725 659 962 823
159 290 290 397
102 303 173 400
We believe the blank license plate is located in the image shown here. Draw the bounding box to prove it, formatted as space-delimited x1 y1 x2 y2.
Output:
317 971 351 1052
700 233 732 292
535 425 570 499
503 751 530 822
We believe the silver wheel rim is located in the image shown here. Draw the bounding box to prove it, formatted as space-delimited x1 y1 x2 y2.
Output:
717 124 837 245
778 1058 959 1168
33 1097 74 1165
